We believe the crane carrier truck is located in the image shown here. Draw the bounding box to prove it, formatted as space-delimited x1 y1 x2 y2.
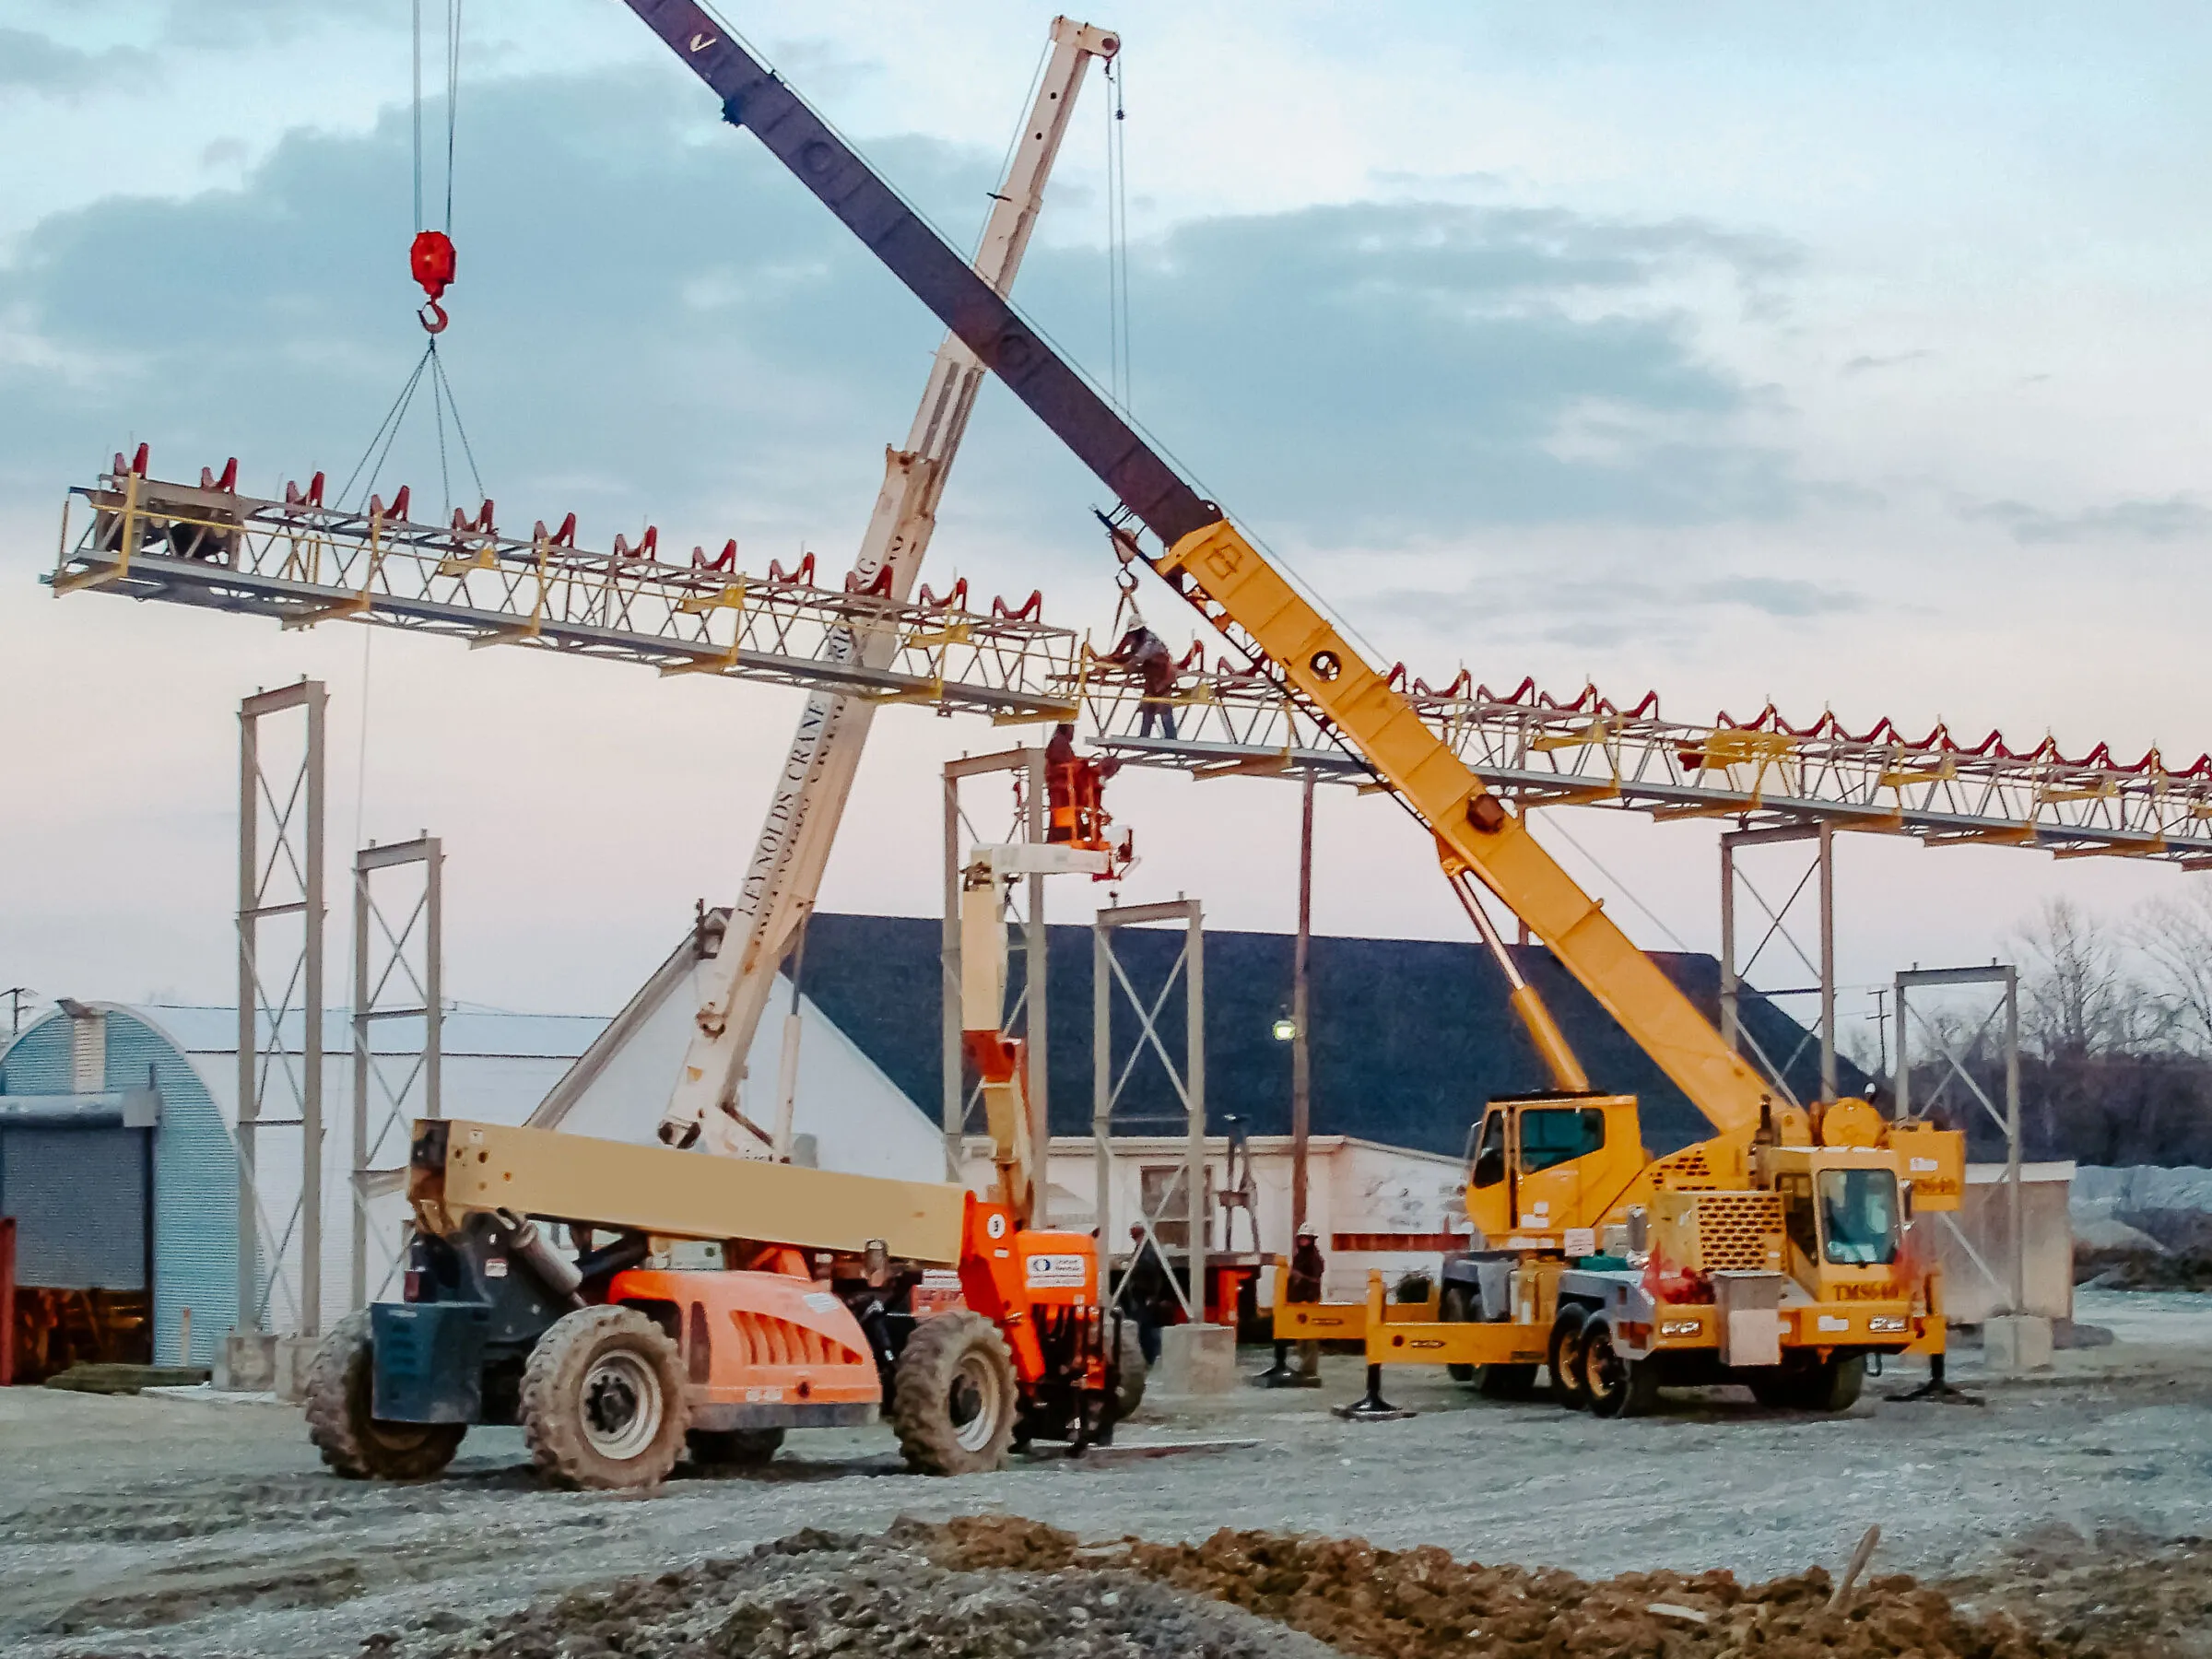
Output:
615 0 1970 1422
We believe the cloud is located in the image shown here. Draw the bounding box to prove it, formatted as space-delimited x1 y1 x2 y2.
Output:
0 59 1809 591
1364 567 1863 653
1841 348 1933 374
1961 495 2212 544
0 28 153 91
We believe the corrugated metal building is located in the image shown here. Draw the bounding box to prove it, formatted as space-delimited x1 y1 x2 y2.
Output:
0 1003 236 1370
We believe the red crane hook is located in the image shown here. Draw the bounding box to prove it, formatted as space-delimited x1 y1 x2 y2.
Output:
410 229 456 335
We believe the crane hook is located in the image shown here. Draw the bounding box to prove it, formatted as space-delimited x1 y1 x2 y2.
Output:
410 229 456 335
418 299 450 335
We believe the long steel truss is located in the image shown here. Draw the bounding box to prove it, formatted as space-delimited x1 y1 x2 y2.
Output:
52 459 1080 720
53 459 2212 865
1074 661 2212 866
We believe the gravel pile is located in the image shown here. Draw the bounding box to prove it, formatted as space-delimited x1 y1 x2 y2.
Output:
371 1516 2084 1659
374 1525 1333 1659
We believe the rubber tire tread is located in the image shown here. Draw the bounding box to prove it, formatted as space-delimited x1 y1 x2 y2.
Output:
1113 1320 1147 1421
688 1427 784 1467
1548 1305 1592 1410
1582 1317 1661 1419
1440 1285 1478 1383
891 1310 1018 1476
520 1305 688 1490
304 1310 465 1480
1805 1353 1867 1412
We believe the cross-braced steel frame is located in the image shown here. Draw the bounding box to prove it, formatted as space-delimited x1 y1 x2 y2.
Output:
349 835 441 1310
237 680 325 1338
1721 822 1838 1106
1093 899 1207 1320
940 750 1052 1183
1895 964 2026 1317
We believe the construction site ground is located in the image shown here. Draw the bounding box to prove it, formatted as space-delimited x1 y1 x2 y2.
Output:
5 1288 2209 1659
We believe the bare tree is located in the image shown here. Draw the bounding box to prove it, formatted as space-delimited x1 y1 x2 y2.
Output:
2136 886 2212 1055
2012 898 2135 1060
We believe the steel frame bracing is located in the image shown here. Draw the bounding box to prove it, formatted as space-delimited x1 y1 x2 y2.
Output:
1092 898 1206 1321
1077 666 2212 867
1720 822 1838 1107
53 465 1081 720
349 835 442 1311
1895 964 2026 1317
236 680 326 1339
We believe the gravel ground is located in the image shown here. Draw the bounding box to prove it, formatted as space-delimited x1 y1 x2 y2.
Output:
5 1296 2210 1658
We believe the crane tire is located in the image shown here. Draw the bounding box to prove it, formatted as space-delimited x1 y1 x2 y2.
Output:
892 1310 1018 1476
688 1427 785 1468
305 1311 465 1481
1803 1354 1866 1413
1581 1316 1661 1419
1113 1320 1147 1421
1440 1285 1479 1383
520 1305 688 1490
1548 1305 1593 1410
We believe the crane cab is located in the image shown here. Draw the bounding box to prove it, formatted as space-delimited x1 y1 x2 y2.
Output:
1463 1093 1646 1251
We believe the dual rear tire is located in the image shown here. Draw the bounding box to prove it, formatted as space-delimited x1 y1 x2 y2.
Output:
1547 1306 1658 1418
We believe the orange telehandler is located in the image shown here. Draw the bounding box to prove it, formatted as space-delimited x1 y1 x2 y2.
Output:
615 0 1971 1421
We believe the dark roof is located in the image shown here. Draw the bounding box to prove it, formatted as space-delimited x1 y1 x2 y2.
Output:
797 913 1859 1159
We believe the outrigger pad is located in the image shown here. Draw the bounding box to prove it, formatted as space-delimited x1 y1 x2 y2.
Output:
1331 1364 1417 1422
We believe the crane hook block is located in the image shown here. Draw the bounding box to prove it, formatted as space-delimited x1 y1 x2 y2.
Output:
410 229 456 334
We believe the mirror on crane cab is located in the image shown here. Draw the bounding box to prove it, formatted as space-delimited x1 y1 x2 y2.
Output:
1462 1094 1643 1248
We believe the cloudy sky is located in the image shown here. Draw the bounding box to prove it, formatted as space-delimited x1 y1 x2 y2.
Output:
3 2 2207 1049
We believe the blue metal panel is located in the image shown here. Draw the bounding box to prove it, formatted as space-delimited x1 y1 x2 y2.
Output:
106 1010 239 1367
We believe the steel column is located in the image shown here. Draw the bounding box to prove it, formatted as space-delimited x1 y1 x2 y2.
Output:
1290 771 1314 1242
1718 820 1837 1105
349 834 442 1310
236 679 326 1337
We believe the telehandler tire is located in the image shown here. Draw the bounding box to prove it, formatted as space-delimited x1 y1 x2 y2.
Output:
305 1311 465 1480
1581 1316 1661 1419
520 1305 688 1490
892 1310 1018 1475
1112 1319 1147 1421
688 1427 784 1468
1547 1305 1592 1410
1440 1285 1479 1383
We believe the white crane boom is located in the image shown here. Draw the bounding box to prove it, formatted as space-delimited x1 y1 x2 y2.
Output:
651 17 1119 1155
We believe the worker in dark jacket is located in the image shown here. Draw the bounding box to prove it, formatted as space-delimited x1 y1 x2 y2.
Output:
1287 1225 1326 1304
1122 1223 1176 1366
1108 611 1178 740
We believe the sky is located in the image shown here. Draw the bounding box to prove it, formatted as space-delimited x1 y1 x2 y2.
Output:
3 1 2208 1054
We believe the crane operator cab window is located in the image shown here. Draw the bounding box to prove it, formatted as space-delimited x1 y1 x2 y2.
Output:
1468 1112 1508 1189
1516 1107 1606 1171
1818 1168 1900 1265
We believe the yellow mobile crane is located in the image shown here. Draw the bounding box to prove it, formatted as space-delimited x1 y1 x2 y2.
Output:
618 0 1968 1420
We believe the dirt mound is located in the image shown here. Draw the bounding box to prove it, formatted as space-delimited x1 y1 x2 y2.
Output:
378 1528 1329 1659
921 1516 2067 1659
380 1516 2094 1659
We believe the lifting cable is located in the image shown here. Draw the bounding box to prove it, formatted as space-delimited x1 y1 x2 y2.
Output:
337 0 483 524
1103 52 1131 412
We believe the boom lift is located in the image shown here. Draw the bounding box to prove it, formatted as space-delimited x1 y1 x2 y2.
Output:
616 0 1970 1418
549 18 1120 1161
310 755 1136 1488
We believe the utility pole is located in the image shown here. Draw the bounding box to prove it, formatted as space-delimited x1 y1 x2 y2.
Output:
1289 771 1314 1241
3 987 32 1038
